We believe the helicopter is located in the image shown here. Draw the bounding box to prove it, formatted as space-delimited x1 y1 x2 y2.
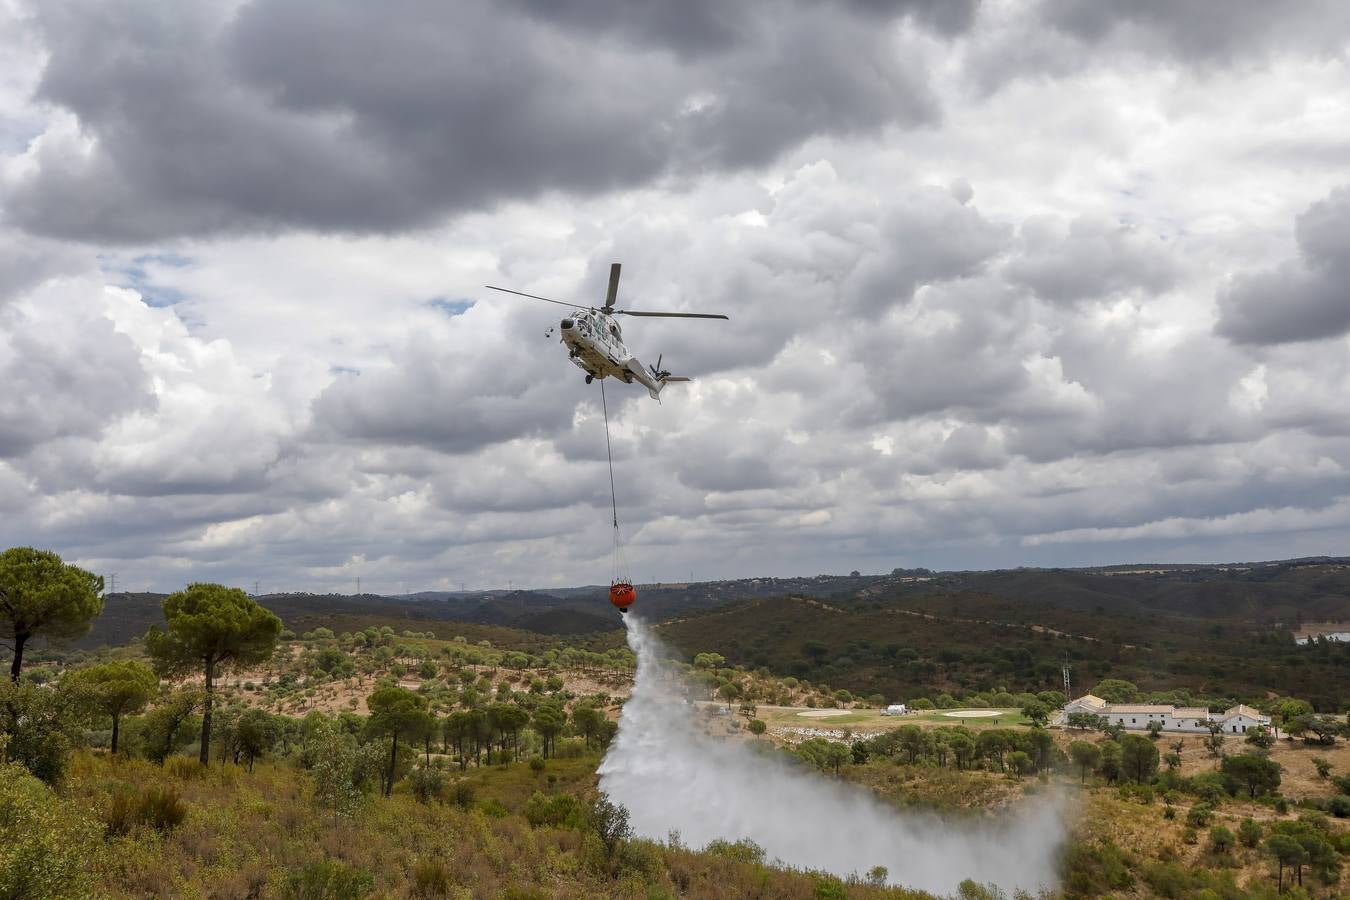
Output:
486 263 728 400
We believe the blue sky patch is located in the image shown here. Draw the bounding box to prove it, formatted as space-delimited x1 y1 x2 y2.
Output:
429 297 474 317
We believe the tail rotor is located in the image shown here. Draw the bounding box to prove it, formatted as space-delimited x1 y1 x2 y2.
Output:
648 353 672 381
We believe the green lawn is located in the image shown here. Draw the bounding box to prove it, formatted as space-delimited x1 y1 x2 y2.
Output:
758 705 1031 731
903 707 1031 728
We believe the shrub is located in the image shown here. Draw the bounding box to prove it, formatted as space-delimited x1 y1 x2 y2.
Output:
0 759 99 898
0 680 86 784
1208 825 1235 854
617 839 664 881
529 756 546 773
524 791 587 829
1238 817 1262 848
137 786 188 832
407 766 444 804
591 795 632 855
1142 862 1191 898
1119 784 1155 804
165 756 206 780
1188 772 1230 803
956 880 1008 900
283 859 375 900
1061 840 1134 895
104 791 137 838
748 719 767 735
1186 802 1215 828
410 858 451 897
1327 795 1350 818
105 785 187 835
450 782 476 810
812 873 847 899
499 889 545 900
705 839 765 865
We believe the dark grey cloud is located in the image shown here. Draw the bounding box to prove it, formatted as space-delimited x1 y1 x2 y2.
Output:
7 0 960 242
1036 0 1350 63
0 232 84 305
1216 186 1350 345
510 0 980 54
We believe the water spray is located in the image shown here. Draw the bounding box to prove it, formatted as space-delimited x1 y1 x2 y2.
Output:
598 615 1068 894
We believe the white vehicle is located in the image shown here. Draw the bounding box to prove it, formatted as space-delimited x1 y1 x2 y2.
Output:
883 704 909 716
487 263 728 400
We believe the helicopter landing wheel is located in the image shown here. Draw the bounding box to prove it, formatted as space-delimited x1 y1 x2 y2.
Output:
585 375 594 384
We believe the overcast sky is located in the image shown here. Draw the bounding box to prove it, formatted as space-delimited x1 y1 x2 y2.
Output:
3 0 1350 594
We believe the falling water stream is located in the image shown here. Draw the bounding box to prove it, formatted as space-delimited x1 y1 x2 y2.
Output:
598 615 1068 894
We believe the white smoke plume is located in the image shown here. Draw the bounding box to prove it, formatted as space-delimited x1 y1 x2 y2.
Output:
598 615 1068 895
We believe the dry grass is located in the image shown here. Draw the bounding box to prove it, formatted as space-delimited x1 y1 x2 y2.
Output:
58 751 952 899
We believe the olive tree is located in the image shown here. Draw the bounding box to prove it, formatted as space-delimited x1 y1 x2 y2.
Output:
62 660 158 754
145 584 282 765
0 548 103 682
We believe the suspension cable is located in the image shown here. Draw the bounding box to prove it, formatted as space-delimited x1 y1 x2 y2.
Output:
600 378 619 529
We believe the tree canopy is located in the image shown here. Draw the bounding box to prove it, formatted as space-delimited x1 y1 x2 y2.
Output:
366 686 430 796
62 660 158 754
0 547 103 682
145 584 282 764
1220 753 1282 799
1119 734 1159 784
1090 679 1139 704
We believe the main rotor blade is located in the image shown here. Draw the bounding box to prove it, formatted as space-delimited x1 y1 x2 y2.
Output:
604 262 621 309
613 310 729 320
484 285 588 310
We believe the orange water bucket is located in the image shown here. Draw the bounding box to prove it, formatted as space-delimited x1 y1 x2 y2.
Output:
609 582 636 612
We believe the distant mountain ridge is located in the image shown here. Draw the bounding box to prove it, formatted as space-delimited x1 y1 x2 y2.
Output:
56 556 1350 652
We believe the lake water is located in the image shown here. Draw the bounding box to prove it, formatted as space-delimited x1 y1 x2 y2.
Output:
1296 632 1350 645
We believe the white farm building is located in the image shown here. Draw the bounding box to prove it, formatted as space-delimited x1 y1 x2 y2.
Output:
1054 694 1271 734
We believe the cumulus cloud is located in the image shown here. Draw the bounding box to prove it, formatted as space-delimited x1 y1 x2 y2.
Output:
0 278 153 457
5 0 958 242
1006 216 1178 305
4 0 1350 591
1216 186 1350 345
1035 0 1350 64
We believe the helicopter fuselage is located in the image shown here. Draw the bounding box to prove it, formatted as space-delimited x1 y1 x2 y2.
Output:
558 309 669 398
560 309 630 380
